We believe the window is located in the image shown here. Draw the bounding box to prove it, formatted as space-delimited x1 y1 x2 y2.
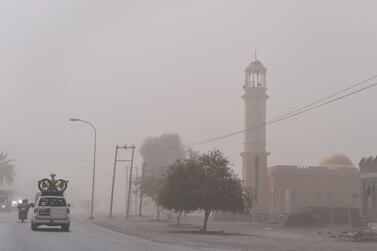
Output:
366 185 373 208
371 181 377 208
314 192 322 206
38 197 66 207
326 192 333 205
352 193 359 205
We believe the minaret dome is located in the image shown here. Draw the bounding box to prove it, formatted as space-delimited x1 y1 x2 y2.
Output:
244 59 267 88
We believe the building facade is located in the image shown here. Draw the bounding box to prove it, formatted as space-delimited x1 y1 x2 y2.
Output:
267 154 360 224
360 156 377 227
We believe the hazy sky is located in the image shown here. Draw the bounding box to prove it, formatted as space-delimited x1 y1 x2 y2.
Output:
1 0 377 211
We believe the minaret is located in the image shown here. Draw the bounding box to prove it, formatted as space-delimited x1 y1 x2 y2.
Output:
241 55 268 220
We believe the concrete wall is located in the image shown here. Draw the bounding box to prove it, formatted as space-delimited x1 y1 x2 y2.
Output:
360 156 377 224
267 165 360 218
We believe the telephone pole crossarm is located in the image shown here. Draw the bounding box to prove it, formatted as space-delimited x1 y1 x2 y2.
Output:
109 144 135 217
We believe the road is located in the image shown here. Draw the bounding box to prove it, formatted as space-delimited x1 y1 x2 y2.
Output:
0 211 219 251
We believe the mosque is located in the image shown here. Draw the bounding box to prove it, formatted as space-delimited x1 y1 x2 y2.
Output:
241 57 360 224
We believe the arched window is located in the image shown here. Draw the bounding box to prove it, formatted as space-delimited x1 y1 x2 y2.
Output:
284 190 297 213
314 192 322 206
290 191 297 212
272 190 281 212
352 193 359 205
366 185 372 208
326 192 333 206
367 186 372 196
372 181 377 208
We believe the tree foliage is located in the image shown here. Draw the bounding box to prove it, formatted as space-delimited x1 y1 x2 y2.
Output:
158 156 201 225
158 149 249 231
0 151 15 186
242 186 256 214
139 133 187 202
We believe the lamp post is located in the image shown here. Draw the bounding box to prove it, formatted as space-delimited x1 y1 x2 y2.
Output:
70 118 97 220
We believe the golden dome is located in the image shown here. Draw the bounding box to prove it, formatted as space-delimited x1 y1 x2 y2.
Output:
319 153 354 167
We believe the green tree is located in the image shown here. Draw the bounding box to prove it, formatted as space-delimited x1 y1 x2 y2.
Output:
158 156 201 226
139 133 187 219
242 186 256 214
196 149 245 231
0 152 15 185
158 149 247 231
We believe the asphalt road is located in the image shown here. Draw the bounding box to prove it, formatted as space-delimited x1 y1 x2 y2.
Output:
0 211 218 251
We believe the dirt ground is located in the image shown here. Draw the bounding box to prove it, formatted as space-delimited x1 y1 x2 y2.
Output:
92 213 377 251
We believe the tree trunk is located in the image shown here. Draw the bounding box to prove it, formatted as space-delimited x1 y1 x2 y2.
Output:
202 209 211 232
177 211 182 227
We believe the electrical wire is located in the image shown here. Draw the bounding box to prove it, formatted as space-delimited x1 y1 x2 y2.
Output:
269 74 377 122
188 75 377 146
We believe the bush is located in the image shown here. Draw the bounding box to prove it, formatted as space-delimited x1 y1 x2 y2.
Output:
284 210 325 227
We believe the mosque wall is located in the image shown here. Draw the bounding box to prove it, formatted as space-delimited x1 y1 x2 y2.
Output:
267 165 360 220
360 156 377 225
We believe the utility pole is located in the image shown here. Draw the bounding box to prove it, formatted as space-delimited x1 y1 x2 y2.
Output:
124 164 128 217
109 145 133 217
126 145 135 217
134 165 138 214
109 146 119 217
139 162 146 216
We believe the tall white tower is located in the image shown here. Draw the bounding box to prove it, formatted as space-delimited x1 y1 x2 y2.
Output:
241 56 268 220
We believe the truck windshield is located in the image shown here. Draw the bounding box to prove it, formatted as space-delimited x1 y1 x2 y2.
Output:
38 197 66 207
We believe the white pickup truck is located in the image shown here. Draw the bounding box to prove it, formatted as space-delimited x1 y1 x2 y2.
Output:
31 195 70 231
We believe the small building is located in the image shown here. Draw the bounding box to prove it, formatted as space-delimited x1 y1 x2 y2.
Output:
267 153 360 225
360 156 377 227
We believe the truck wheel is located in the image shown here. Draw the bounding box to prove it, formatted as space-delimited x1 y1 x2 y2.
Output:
61 224 70 232
31 223 37 231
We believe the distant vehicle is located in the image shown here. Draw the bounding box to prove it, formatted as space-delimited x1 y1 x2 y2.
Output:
31 195 70 231
0 191 12 211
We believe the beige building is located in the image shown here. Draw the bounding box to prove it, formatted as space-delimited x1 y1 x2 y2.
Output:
360 156 377 226
267 154 360 224
241 58 360 223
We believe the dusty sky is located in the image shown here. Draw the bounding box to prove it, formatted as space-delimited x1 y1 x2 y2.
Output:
1 0 377 211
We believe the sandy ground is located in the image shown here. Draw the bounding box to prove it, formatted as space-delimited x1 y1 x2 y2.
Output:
92 213 377 251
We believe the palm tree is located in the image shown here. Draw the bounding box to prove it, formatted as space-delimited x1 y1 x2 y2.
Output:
0 152 15 185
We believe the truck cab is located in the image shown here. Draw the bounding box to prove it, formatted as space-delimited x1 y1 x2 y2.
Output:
31 195 70 231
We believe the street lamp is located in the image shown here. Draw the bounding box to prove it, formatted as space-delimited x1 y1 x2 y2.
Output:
70 118 97 220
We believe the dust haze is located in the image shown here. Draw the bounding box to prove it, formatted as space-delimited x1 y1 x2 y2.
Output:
1 0 377 214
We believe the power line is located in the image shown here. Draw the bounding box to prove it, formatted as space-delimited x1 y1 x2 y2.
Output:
188 75 377 146
270 74 377 122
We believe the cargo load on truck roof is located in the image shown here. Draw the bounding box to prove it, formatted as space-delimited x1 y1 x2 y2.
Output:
38 173 68 196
